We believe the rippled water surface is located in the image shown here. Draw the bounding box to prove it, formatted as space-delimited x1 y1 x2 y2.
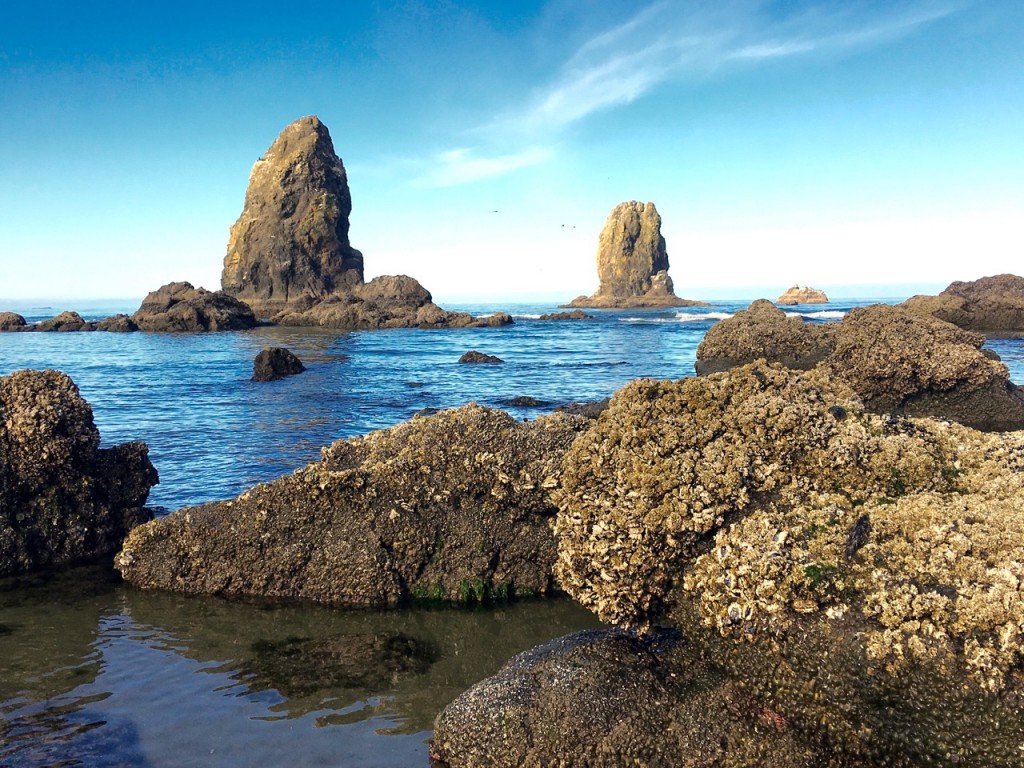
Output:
2 298 1022 766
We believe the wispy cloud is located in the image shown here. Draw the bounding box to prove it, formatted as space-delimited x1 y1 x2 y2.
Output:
419 0 956 186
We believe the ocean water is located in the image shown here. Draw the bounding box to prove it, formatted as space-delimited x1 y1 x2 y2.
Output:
1 298 1023 767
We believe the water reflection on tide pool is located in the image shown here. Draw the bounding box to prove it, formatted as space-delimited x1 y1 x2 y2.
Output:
0 566 602 767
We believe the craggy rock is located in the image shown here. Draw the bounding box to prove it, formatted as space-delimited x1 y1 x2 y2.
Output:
565 202 708 309
116 405 588 607
903 274 1024 337
221 115 364 318
95 314 139 332
458 351 503 364
270 275 512 330
0 369 158 576
252 347 305 382
0 312 27 331
131 281 258 332
696 301 1024 431
776 284 828 305
555 398 611 420
433 629 871 768
696 299 831 375
35 311 94 332
551 362 1024 766
537 310 589 321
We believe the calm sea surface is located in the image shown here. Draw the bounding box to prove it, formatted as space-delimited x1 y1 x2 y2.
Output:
1 298 1022 766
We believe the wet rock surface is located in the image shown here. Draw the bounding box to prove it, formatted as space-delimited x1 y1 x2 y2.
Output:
116 404 589 607
696 300 1024 431
252 347 305 382
458 351 503 364
0 312 27 331
0 370 158 576
565 201 707 309
546 362 1024 766
221 115 364 318
902 273 1024 337
132 281 258 332
537 310 589 320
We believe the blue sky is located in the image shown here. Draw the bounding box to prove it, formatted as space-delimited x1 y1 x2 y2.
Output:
1 0 1021 302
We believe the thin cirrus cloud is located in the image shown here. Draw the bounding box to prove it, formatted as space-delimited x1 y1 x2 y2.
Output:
421 0 956 187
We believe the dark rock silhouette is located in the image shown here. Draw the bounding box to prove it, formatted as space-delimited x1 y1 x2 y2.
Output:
459 351 503 364
252 347 305 382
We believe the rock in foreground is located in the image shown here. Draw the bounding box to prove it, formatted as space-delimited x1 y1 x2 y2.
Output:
252 347 305 382
549 363 1024 765
565 201 707 309
132 282 258 332
696 300 1024 431
116 405 588 607
221 115 364 318
1 369 158 576
902 273 1024 337
776 284 828 305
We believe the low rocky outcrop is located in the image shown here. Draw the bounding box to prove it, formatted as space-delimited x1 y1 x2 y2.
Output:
96 314 139 332
458 351 503 364
269 275 511 330
35 311 93 332
540 363 1024 766
0 369 158 576
501 396 550 408
0 312 27 331
131 282 258 332
252 348 305 382
537 310 589 321
115 405 589 607
776 284 828 305
696 300 1024 431
902 274 1024 337
564 202 707 309
221 115 364 318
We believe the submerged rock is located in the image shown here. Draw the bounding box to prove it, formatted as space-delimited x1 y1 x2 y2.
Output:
549 362 1024 765
116 405 589 607
221 115 364 318
0 369 158 576
0 312 27 331
565 202 707 309
776 284 828 305
537 310 589 321
903 273 1024 337
132 281 258 332
696 301 1024 431
458 351 503 364
252 347 305 382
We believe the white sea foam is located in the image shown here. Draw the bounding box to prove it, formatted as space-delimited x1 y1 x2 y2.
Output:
785 310 846 320
513 313 542 319
676 311 734 322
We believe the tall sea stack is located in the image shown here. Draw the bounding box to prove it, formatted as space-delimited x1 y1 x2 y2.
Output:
221 116 364 318
565 201 706 308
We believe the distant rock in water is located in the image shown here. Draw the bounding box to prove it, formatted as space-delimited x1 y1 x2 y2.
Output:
696 299 1024 431
902 273 1024 337
115 405 589 608
132 282 258 332
252 347 305 382
502 396 549 408
0 369 158 577
565 202 707 309
459 351 503 364
221 115 364 318
0 312 27 331
538 310 590 321
96 314 139 332
776 284 828 305
35 311 93 332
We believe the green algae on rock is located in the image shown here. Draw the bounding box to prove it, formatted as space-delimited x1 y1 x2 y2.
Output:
552 361 1024 765
116 404 588 607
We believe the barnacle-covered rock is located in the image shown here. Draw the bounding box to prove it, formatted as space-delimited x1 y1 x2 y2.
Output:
553 362 1024 765
696 301 1024 431
1 369 157 576
902 273 1024 337
116 404 588 607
